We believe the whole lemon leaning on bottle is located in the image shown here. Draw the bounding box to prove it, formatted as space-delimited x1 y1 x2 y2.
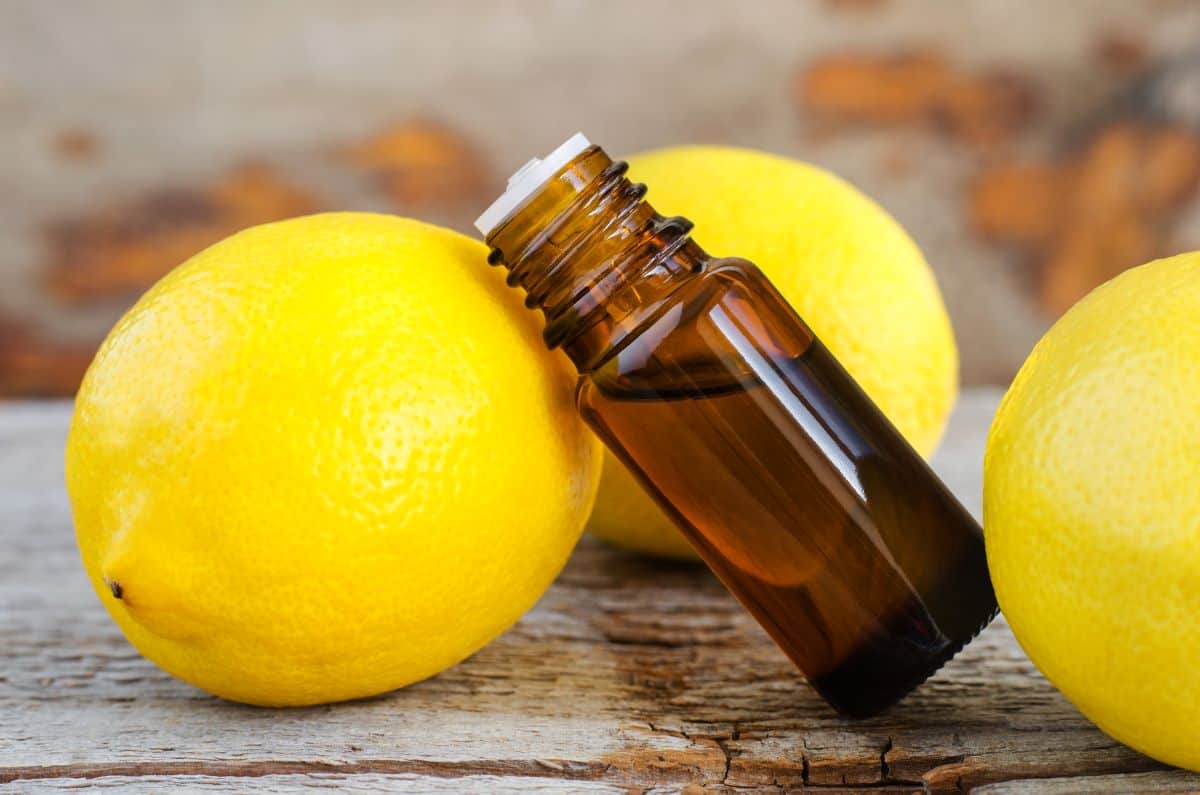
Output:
588 146 959 559
986 252 1200 770
67 212 602 707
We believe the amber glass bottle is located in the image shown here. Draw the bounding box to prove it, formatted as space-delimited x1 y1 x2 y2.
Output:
476 135 996 717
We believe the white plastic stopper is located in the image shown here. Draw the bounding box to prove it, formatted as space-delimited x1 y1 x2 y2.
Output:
474 132 592 237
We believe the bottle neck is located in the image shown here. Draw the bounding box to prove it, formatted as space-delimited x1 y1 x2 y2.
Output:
483 147 709 372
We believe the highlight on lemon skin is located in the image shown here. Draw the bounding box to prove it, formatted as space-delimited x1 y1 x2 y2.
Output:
586 145 959 560
984 251 1200 771
67 212 602 707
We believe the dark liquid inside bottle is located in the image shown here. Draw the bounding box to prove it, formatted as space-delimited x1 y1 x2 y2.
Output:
577 266 996 716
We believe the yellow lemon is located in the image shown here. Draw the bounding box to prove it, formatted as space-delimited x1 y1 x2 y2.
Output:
588 146 959 559
67 212 602 707
985 252 1200 770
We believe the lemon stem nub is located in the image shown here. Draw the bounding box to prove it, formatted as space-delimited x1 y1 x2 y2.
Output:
105 578 123 600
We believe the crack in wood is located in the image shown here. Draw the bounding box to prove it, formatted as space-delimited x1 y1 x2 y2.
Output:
713 727 741 786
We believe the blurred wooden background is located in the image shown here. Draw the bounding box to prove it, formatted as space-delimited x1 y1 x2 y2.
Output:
3 0 1200 396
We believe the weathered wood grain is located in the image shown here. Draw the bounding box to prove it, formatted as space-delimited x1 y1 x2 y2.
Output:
1 391 1196 792
1 774 632 793
975 770 1200 795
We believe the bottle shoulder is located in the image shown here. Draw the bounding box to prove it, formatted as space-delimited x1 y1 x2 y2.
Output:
583 258 815 399
581 266 733 370
706 256 764 281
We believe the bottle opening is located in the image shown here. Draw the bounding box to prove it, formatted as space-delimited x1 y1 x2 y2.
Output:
474 132 592 237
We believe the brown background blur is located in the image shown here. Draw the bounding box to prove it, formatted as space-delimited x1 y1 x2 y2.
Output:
3 0 1200 396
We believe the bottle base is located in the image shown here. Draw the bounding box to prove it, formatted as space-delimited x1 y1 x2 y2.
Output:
809 601 999 719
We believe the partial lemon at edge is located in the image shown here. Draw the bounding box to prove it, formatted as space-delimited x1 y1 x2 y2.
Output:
986 252 1200 771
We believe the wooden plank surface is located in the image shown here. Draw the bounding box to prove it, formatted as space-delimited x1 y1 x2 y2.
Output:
1 391 1197 793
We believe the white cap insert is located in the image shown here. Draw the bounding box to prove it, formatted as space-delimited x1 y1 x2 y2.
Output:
474 132 592 237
